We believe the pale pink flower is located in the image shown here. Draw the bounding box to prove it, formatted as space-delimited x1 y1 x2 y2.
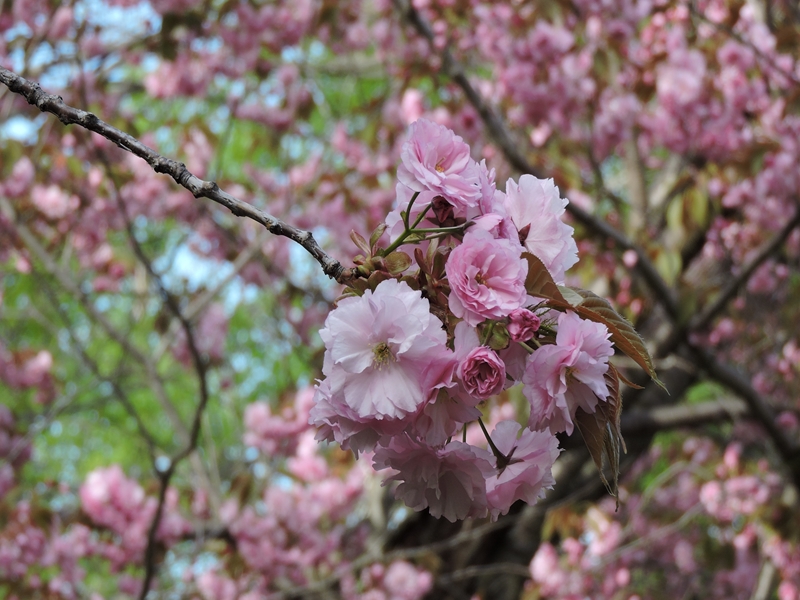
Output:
309 373 406 456
523 311 612 435
507 308 540 342
503 175 578 283
454 321 506 400
3 157 35 197
383 560 434 600
318 279 455 420
31 184 79 220
397 119 482 211
446 228 528 326
485 421 559 519
373 435 494 522
412 388 481 446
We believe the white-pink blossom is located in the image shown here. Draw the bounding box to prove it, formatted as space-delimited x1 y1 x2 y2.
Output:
503 175 578 283
31 184 79 220
523 311 613 435
485 421 559 519
373 435 494 522
397 119 482 211
446 228 528 326
319 279 454 420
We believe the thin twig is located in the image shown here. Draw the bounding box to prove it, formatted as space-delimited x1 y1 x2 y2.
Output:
0 66 356 285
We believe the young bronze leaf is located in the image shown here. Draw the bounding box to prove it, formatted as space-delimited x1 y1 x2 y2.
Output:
574 408 615 502
550 286 664 390
616 367 645 390
350 230 370 255
602 363 627 456
575 365 625 509
521 252 566 303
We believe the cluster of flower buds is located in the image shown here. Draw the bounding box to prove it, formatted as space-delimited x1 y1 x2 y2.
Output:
310 120 658 521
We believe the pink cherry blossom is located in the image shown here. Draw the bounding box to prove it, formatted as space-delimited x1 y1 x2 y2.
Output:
523 311 613 435
31 184 79 220
453 321 506 400
309 372 406 456
446 228 528 326
485 421 560 519
412 388 481 446
318 279 455 421
397 118 482 211
503 175 578 283
507 308 541 342
373 435 494 522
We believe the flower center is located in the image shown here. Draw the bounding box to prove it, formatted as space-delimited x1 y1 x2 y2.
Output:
435 160 445 173
475 271 486 286
372 342 395 370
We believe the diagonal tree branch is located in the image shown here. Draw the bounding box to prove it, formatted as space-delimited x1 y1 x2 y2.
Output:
0 66 356 285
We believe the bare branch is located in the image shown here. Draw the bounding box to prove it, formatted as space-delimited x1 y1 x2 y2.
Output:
690 204 800 333
0 66 357 285
689 345 800 467
621 397 748 436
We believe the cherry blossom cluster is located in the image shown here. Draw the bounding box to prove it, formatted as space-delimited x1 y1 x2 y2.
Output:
526 437 800 600
311 119 622 521
79 465 191 571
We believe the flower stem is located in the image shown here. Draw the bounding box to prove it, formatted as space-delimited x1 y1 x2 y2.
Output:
402 191 420 232
478 417 504 460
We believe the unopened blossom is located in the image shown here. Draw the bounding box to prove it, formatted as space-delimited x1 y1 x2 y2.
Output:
446 228 528 326
453 321 506 400
373 435 494 522
507 308 541 342
504 175 578 283
397 118 482 211
523 311 613 435
485 420 559 519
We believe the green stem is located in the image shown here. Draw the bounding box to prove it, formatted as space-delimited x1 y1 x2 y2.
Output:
402 191 420 232
410 202 432 229
411 223 470 234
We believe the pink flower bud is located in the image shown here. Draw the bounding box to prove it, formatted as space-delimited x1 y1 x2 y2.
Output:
507 308 541 342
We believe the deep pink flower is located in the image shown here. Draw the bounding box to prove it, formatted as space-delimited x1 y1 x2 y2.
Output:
507 308 541 342
503 175 578 283
446 228 528 326
373 435 494 522
397 119 482 211
523 311 612 435
454 322 506 399
485 421 560 519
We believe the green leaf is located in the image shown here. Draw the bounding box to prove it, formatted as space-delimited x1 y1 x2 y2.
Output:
384 251 412 275
550 286 664 390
